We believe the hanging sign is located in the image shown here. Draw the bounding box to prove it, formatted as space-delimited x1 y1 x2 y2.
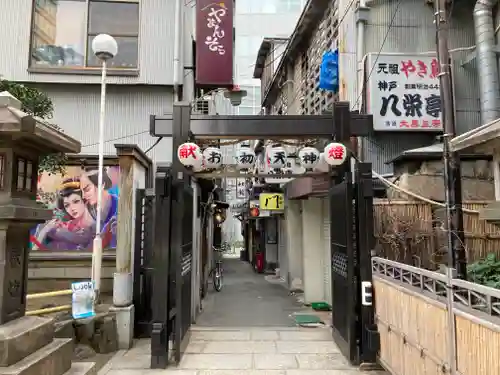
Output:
366 53 442 131
71 281 95 319
259 193 285 211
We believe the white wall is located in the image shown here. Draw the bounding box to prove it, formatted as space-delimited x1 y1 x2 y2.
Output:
301 198 325 304
130 160 146 275
285 199 303 291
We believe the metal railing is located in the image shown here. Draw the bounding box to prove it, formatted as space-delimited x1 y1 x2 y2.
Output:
372 257 500 375
372 257 500 319
26 289 72 316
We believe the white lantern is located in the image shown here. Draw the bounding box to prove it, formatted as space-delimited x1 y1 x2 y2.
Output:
298 146 321 170
235 148 256 170
266 145 287 170
192 156 204 172
203 147 223 169
177 142 202 167
324 142 347 166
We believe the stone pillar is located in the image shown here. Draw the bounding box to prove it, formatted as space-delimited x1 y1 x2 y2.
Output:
301 198 325 304
112 144 152 349
0 91 82 375
285 199 303 291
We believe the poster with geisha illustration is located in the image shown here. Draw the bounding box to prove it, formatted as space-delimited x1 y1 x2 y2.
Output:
30 166 120 251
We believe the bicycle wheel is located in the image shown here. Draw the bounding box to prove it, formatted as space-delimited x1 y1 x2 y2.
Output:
213 264 223 292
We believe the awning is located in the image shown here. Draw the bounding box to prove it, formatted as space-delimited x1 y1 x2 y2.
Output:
450 117 500 154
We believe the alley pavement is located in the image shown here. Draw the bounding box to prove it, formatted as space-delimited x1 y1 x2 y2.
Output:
98 327 386 375
196 258 308 327
98 258 386 375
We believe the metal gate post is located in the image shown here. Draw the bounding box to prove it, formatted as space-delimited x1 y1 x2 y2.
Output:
329 102 360 364
355 162 379 364
171 102 192 365
150 171 171 369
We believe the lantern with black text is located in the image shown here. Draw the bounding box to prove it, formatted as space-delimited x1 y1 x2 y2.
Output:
267 145 287 170
177 142 202 167
324 142 347 166
298 146 321 170
236 147 256 170
203 147 223 169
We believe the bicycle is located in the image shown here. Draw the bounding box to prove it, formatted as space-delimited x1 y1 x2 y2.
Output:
209 245 225 292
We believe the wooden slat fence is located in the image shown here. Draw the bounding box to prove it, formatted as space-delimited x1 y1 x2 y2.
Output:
374 200 500 269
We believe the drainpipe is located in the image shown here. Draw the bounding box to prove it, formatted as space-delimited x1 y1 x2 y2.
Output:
173 0 183 102
355 0 370 160
473 0 500 124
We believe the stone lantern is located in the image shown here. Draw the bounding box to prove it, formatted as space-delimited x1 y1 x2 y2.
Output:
0 92 81 372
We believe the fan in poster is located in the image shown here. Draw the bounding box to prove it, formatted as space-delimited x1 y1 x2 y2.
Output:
30 166 120 251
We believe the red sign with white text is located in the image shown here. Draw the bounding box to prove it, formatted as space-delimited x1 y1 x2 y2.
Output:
195 0 234 87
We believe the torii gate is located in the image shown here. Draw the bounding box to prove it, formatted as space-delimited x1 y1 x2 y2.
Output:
143 101 379 368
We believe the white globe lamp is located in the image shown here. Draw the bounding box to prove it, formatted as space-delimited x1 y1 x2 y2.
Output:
91 34 118 61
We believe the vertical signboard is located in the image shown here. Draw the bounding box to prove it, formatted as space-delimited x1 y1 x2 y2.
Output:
196 0 234 87
366 54 443 131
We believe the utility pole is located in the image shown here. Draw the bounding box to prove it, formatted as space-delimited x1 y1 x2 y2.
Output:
434 0 467 279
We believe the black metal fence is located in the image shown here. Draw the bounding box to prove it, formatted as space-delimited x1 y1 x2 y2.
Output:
132 167 193 368
329 161 379 365
133 188 155 338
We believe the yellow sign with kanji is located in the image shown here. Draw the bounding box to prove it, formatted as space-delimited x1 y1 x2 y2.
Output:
259 193 285 211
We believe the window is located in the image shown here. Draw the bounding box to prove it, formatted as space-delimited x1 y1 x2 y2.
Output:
15 157 35 192
30 0 139 70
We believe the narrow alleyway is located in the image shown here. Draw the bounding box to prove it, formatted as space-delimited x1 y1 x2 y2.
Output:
97 257 387 374
195 257 306 327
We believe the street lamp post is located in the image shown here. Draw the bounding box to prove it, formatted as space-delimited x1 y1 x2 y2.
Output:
91 34 118 298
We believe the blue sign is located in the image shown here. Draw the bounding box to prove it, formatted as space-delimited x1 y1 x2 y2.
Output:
319 49 339 93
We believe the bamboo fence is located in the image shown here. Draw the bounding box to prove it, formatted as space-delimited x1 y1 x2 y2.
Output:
374 275 500 375
373 200 500 269
374 278 449 375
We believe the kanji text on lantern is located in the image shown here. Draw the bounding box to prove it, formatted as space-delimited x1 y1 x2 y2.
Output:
179 144 199 159
328 145 345 160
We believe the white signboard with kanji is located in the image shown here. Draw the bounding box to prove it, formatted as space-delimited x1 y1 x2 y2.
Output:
366 53 443 131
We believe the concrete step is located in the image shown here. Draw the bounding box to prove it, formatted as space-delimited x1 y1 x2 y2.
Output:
0 316 55 366
0 338 73 375
62 363 96 375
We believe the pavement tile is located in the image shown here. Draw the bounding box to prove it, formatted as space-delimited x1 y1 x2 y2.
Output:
286 371 362 375
198 371 285 375
190 331 251 341
276 341 340 354
179 354 253 369
185 342 207 353
105 371 197 375
202 341 276 354
251 330 280 341
279 330 333 341
254 354 298 370
110 354 151 369
295 354 352 369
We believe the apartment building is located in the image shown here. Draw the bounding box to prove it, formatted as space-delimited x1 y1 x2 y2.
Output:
1 0 197 161
252 0 482 304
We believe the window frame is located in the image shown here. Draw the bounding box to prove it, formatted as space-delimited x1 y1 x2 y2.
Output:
13 155 37 196
28 0 140 75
